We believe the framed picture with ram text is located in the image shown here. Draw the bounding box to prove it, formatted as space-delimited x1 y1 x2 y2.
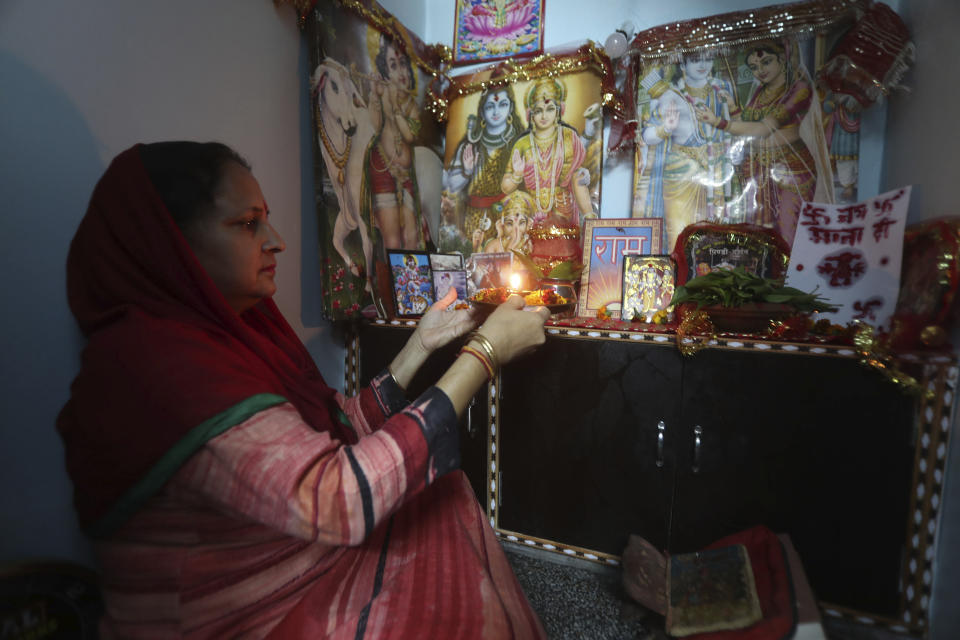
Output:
578 218 663 319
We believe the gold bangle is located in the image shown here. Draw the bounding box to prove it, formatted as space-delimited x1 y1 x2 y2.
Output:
467 331 499 371
386 364 405 391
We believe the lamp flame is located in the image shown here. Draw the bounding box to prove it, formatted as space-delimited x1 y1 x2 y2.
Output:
509 272 522 292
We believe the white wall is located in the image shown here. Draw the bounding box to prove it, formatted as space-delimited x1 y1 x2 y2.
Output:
884 4 960 638
0 0 338 565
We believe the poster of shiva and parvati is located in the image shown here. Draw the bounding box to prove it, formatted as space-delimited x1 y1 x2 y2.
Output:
440 68 604 291
631 34 860 254
308 3 445 319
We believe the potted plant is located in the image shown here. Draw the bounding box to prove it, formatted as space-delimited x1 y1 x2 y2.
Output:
669 267 839 332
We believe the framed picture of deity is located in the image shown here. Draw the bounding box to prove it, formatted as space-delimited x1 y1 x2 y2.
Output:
440 43 611 275
465 251 513 298
627 6 860 253
621 255 677 323
433 269 469 303
429 252 464 271
305 1 447 321
578 218 663 319
387 250 434 317
452 0 545 66
673 222 790 286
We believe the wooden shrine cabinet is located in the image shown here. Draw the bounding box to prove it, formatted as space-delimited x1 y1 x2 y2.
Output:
348 320 956 637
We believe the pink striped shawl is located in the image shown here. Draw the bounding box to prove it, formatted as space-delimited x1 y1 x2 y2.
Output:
95 377 544 639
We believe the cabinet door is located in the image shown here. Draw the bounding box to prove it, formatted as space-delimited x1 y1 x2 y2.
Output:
356 324 488 503
673 349 915 617
497 338 681 554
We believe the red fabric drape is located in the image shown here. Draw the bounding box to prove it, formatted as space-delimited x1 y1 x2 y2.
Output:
57 145 345 532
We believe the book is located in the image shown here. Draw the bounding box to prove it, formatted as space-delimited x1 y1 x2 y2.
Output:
666 545 763 636
622 535 763 637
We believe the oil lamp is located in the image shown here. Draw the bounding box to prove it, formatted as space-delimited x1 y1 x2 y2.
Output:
509 271 523 294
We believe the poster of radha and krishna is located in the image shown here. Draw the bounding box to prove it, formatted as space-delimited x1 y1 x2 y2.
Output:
631 33 839 255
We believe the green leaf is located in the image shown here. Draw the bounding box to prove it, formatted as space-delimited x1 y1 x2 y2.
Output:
547 261 584 281
669 267 840 312
511 250 544 280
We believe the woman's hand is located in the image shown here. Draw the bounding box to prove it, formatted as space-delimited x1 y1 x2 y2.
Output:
414 287 480 353
474 294 549 367
388 288 479 392
435 294 549 417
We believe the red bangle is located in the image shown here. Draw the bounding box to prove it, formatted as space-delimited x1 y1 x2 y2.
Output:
460 346 495 380
717 118 729 130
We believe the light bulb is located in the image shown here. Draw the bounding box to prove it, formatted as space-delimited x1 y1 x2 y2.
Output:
605 21 635 59
604 30 628 59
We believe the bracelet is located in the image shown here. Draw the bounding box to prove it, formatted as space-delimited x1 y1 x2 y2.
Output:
386 364 405 391
466 331 499 371
460 345 495 380
509 172 523 183
655 125 668 140
717 118 729 130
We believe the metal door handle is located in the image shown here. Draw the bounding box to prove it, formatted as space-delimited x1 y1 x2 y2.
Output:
692 425 703 473
466 396 476 437
656 420 665 468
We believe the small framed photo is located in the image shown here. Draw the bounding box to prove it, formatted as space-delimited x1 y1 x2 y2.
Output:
387 250 434 317
452 0 545 66
429 252 464 271
621 255 677 323
465 251 513 297
433 269 468 302
674 223 789 285
578 218 664 319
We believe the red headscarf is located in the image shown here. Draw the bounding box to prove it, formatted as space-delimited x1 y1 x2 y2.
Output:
58 145 345 535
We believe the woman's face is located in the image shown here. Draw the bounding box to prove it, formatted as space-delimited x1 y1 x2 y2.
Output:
384 44 411 89
530 98 559 133
747 50 783 85
183 162 286 313
482 91 512 129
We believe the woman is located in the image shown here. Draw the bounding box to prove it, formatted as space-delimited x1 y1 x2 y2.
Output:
443 84 526 254
58 142 549 638
501 77 593 271
695 39 831 245
362 35 429 250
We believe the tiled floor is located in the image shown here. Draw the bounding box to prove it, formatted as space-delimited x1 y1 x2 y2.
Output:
503 542 920 640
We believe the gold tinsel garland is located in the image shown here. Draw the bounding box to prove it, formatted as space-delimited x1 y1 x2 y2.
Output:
528 225 581 241
625 0 866 62
675 309 715 357
676 312 932 397
435 42 619 123
852 323 934 400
